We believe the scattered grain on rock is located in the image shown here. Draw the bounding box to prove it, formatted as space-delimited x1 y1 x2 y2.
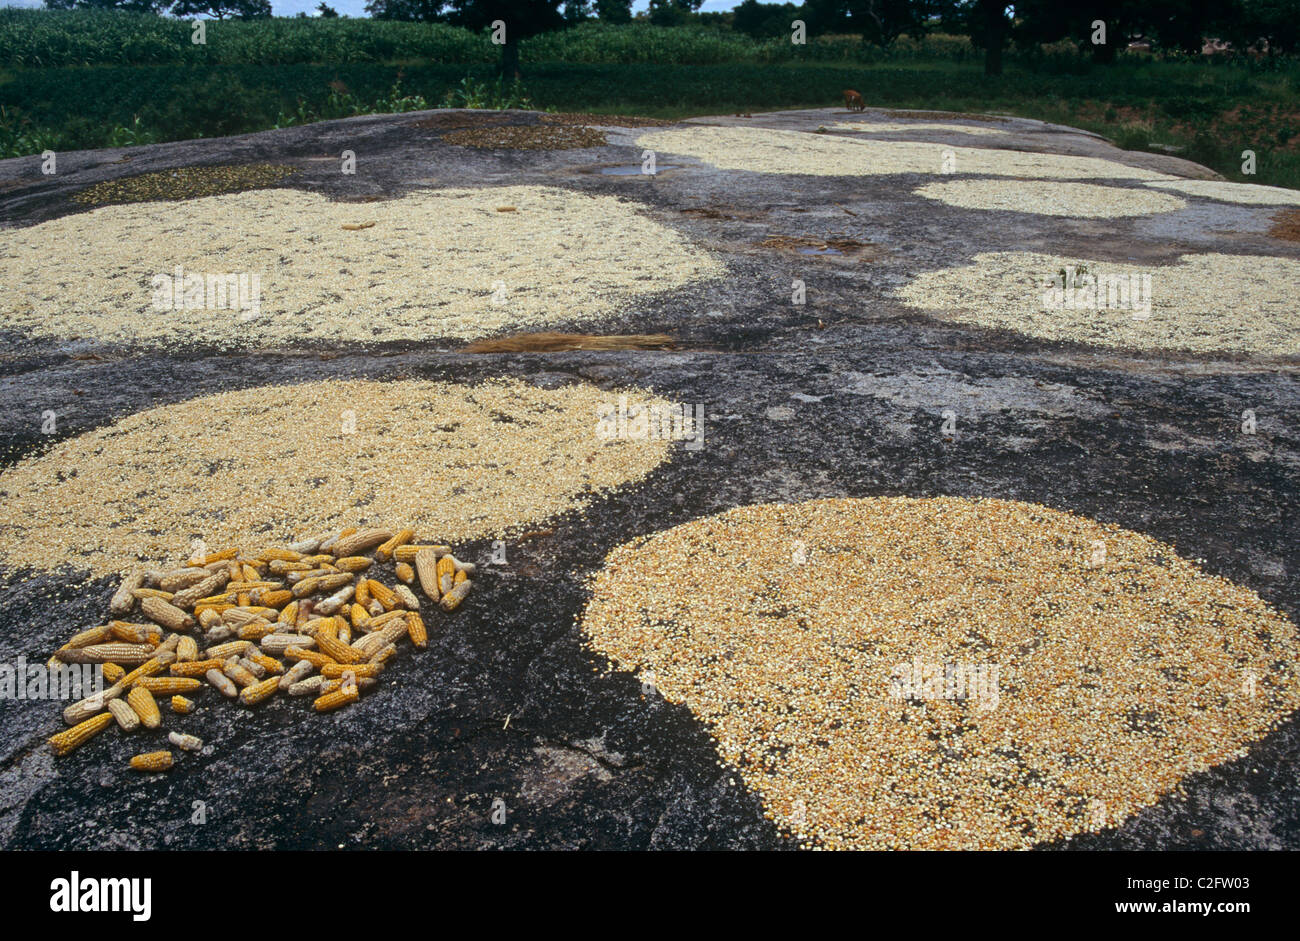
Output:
914 179 1185 217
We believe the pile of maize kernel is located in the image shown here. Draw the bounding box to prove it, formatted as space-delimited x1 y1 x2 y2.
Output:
47 527 475 771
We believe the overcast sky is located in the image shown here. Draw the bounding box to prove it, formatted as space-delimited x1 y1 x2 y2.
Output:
1 1 743 14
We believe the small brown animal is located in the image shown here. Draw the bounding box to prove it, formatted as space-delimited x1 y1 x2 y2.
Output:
842 89 865 112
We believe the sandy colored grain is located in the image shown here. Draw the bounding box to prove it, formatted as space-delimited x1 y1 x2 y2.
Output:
635 126 1174 180
0 379 676 578
1142 178 1300 206
0 185 723 347
579 497 1300 850
913 179 1185 217
832 121 1013 137
895 250 1300 356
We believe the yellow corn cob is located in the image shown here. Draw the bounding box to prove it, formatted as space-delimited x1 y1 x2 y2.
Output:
132 588 176 603
130 751 174 772
239 676 280 706
107 697 139 731
285 646 335 668
316 633 366 665
251 589 292 608
240 563 261 582
227 580 280 592
206 669 238 698
101 662 126 684
278 600 299 624
203 548 239 564
407 612 427 650
454 570 467 585
436 555 455 579
113 656 162 686
278 659 314 690
395 544 449 563
169 731 203 752
156 633 181 655
108 622 159 645
367 643 398 667
261 547 304 562
292 576 322 598
334 556 373 572
170 657 225 677
365 610 406 629
236 592 250 607
172 571 232 609
206 640 254 659
223 659 259 688
49 712 113 755
251 654 284 675
332 528 392 558
321 661 382 678
126 686 161 728
195 593 237 606
349 603 371 630
320 676 376 695
171 695 195 714
176 636 199 662
395 562 416 584
375 528 415 561
157 568 209 592
439 579 472 612
355 579 372 607
194 603 235 618
141 596 195 631
64 625 114 649
367 579 399 611
301 553 335 565
56 642 153 665
137 676 203 695
237 621 277 641
414 548 440 601
314 685 360 712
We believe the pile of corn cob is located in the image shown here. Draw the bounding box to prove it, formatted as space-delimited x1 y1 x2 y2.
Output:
47 527 475 771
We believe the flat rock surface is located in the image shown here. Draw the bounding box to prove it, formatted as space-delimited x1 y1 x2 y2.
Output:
0 108 1297 849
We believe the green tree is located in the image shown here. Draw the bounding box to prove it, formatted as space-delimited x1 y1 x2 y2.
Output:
444 1 566 77
317 2 341 15
732 1 804 40
593 0 631 22
171 0 272 18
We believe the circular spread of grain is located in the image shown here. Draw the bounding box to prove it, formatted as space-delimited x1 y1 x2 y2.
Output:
635 126 1174 179
914 179 1185 217
0 379 676 578
0 185 723 348
895 251 1300 356
1142 178 1300 206
832 121 1012 137
579 497 1300 850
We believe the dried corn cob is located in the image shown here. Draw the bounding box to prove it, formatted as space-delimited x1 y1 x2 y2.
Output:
313 585 355 616
314 685 360 712
375 528 414 562
131 588 174 602
250 654 284 675
278 659 314 690
49 713 113 755
439 573 454 595
335 619 352 645
137 676 202 695
193 603 234 619
206 669 238 698
171 695 195 714
110 572 146 615
250 589 293 609
292 576 322 598
237 621 277 641
322 661 383 679
238 656 267 679
101 663 126 684
394 585 421 610
109 622 162 644
157 569 210 592
366 643 397 667
287 675 326 697
197 607 224 630
395 562 416 584
176 636 199 662
107 698 140 731
278 600 300 625
240 677 279 706
415 548 441 601
270 560 313 575
365 610 406 630
171 657 225 677
206 640 254 660
334 556 373 573
130 751 173 772
172 571 231 610
57 642 155 665
316 573 353 593
203 625 234 645
454 570 467 586
284 646 335 669
332 528 392 558
62 624 114 650
407 612 427 650
156 633 181 655
355 579 372 607
141 596 195 632
395 544 450 564
240 563 262 582
260 547 303 563
118 657 166 686
367 579 399 611
288 535 326 554
349 603 371 630
223 659 259 688
169 732 203 752
316 633 366 665
201 548 239 565
126 686 161 729
449 557 477 575
439 579 472 612
261 634 315 656
320 676 376 695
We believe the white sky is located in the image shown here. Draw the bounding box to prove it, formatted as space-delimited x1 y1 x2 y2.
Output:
1 1 744 14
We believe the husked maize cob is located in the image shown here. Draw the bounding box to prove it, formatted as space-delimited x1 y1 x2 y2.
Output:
260 634 315 656
394 585 421 610
203 623 235 643
367 579 399 611
365 610 406 630
176 636 199 662
227 580 279 592
313 585 355 616
302 554 335 566
206 669 238 698
237 621 277 641
156 633 181 655
193 603 234 619
322 661 382 678
240 563 263 582
239 677 279 706
110 572 146 615
314 685 360 712
118 656 166 687
197 607 224 630
278 600 300 624
367 643 397 667
292 576 322 598
62 625 114 649
130 751 173 772
131 588 174 601
335 619 352 645
157 568 209 592
439 573 454 595
197 593 236 607
238 656 267 679
332 528 392 558
250 589 293 609
349 603 371 630
395 562 416 584
301 616 334 638
315 573 352 593
287 675 326 696
223 658 259 688
171 657 225 677
375 528 414 562
316 632 366 665
58 642 155 665
169 732 203 752
260 547 303 563
206 640 254 659
109 621 162 644
49 713 113 755
278 659 314 690
101 662 126 684
171 695 195 714
270 559 313 575
137 676 202 695
141 596 195 632
284 646 335 668
251 654 284 675
62 683 123 725
172 571 231 610
439 579 472 612
107 697 140 731
126 686 161 728
415 549 440 601
334 556 373 573
449 557 477 575
288 535 326 554
395 544 449 564
201 548 239 564
352 632 387 658
454 570 467 586
319 528 354 554
407 612 427 650
320 676 376 695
